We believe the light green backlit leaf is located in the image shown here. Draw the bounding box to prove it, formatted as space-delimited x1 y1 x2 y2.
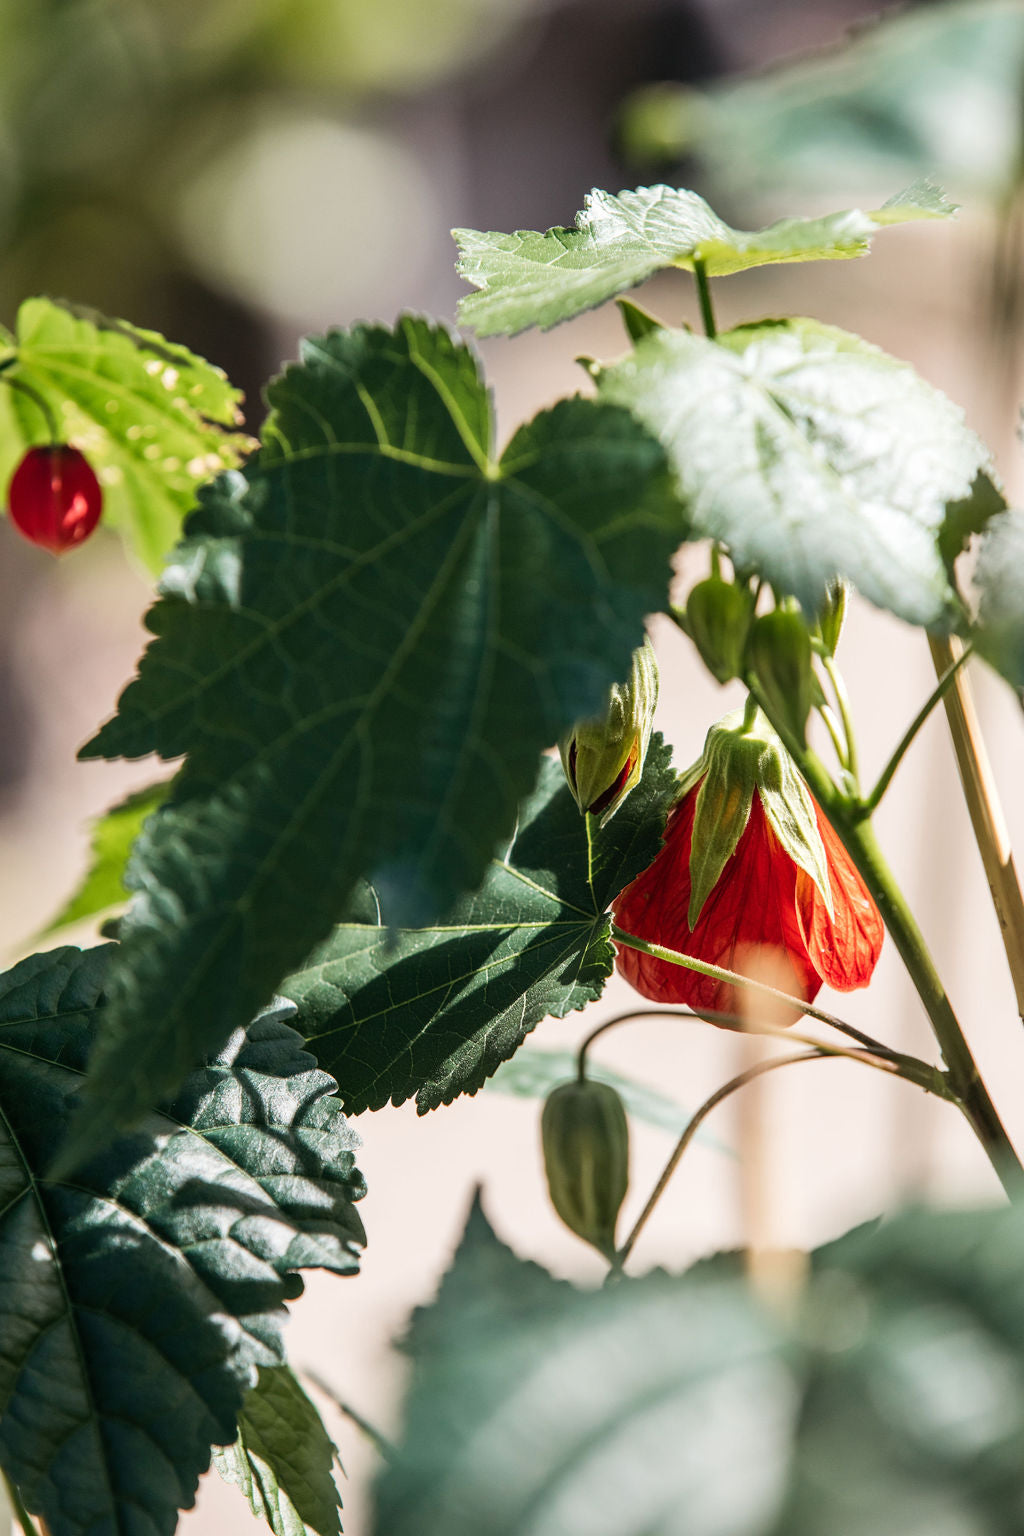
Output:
214 1366 342 1536
0 299 252 570
454 182 953 336
41 779 171 935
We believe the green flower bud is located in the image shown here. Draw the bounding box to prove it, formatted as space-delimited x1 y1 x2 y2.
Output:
746 610 815 747
559 638 659 826
815 580 848 657
685 576 754 684
541 1079 630 1260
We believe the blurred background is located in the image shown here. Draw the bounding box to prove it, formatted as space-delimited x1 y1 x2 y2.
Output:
2 0 1024 1531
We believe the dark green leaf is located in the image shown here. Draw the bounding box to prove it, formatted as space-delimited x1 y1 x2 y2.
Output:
971 507 1024 686
72 316 679 1153
380 1196 1024 1536
213 1366 341 1536
40 780 171 936
284 738 677 1114
454 182 953 336
599 319 995 624
376 1197 794 1536
0 299 252 571
0 946 364 1536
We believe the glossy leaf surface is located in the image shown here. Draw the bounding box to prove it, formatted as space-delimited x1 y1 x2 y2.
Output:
599 319 996 624
73 317 679 1155
0 947 364 1536
284 740 676 1113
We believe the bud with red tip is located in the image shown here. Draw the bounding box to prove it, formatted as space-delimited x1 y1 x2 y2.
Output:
559 638 659 827
7 445 103 553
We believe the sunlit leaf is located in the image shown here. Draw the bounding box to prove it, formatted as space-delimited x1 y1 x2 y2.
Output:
284 740 677 1114
41 779 171 935
214 1366 341 1536
599 319 996 624
0 299 252 571
454 182 953 336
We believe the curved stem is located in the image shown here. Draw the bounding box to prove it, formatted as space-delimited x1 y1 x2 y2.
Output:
692 258 717 339
864 641 973 815
616 1046 901 1268
0 371 60 443
577 1002 946 1099
927 633 1024 1021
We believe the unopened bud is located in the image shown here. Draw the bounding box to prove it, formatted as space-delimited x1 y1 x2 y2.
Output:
541 1079 630 1260
816 581 848 656
560 638 659 826
685 576 754 684
746 610 815 747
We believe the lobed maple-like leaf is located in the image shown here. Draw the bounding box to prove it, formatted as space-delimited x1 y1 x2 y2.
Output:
454 182 954 336
70 316 681 1158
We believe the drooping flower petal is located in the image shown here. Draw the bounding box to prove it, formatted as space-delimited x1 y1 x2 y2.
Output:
795 804 885 991
614 791 821 1014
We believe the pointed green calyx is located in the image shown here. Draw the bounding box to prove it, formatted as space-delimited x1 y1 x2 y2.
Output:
685 575 755 684
746 609 816 746
687 706 832 926
815 580 848 656
560 637 659 826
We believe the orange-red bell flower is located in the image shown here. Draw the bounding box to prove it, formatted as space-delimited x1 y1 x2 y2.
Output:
613 779 883 1015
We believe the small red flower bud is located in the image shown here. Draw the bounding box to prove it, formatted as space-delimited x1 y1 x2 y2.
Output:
7 445 103 553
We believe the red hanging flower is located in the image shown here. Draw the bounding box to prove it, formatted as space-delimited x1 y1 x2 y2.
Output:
612 710 883 1016
7 445 103 553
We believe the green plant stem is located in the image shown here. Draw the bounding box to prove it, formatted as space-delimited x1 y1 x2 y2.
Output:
692 258 717 339
737 657 1022 1194
1 1471 38 1535
863 641 973 814
576 1003 942 1095
927 633 1024 1022
821 653 860 790
303 1370 397 1464
795 759 1022 1197
616 1046 901 1268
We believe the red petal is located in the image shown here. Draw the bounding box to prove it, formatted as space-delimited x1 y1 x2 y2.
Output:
613 790 820 1016
795 804 884 991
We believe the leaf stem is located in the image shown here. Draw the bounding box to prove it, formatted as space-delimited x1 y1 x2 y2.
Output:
794 760 1023 1197
1 1471 39 1535
692 259 717 339
0 371 60 444
576 1001 944 1096
821 653 860 791
616 1045 903 1268
863 641 973 814
303 1370 397 1464
927 633 1024 1021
